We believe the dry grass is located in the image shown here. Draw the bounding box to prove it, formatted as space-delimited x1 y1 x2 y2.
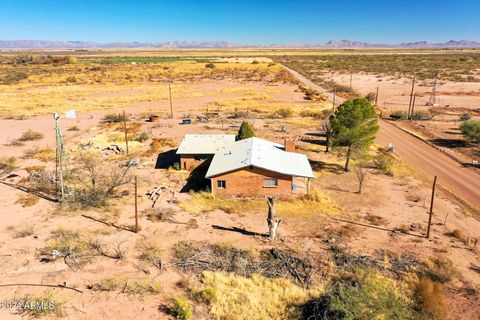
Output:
16 290 66 318
0 60 293 116
90 275 162 295
143 137 177 156
450 229 468 243
179 189 340 216
415 278 447 319
191 271 319 320
18 129 43 141
23 147 56 162
9 224 35 238
15 194 39 207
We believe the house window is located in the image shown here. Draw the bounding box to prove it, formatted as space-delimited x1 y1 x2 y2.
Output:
264 178 278 188
217 180 226 189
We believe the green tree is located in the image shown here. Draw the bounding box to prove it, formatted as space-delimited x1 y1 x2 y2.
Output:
460 120 480 144
329 98 379 171
236 121 256 141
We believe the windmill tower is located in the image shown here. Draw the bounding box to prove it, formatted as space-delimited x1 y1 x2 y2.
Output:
54 113 70 199
427 74 438 106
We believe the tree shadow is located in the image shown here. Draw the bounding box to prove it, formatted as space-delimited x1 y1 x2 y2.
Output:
212 225 268 237
155 149 178 169
309 159 344 173
180 159 211 193
429 138 470 149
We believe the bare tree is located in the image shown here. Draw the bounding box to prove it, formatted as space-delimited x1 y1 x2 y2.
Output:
266 197 281 240
68 151 134 208
354 164 369 194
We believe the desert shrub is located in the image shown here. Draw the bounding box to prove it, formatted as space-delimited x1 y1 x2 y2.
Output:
65 76 77 83
138 242 163 269
41 228 102 268
103 113 126 123
172 297 193 320
414 278 447 320
19 129 43 141
373 150 395 175
459 113 471 121
190 287 217 304
276 107 294 118
1 70 28 85
12 225 35 238
26 167 56 194
26 147 55 162
390 110 408 120
17 290 66 318
460 120 480 143
251 60 259 64
65 151 133 209
137 132 149 142
236 121 256 140
411 110 433 121
143 137 176 156
299 109 324 119
450 229 468 243
426 256 458 283
67 125 80 131
205 62 215 69
15 194 39 207
303 268 413 320
365 91 377 103
90 276 162 295
0 156 16 174
194 271 316 320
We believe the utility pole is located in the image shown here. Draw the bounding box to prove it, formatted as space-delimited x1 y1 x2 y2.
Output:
134 175 139 233
410 93 417 121
407 76 416 120
374 86 379 106
123 110 129 155
168 82 173 119
428 74 438 106
426 176 437 239
332 90 336 113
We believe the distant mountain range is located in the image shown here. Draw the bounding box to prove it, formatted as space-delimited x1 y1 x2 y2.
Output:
0 39 479 49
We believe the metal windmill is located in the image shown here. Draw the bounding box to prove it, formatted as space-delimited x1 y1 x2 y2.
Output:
54 113 70 199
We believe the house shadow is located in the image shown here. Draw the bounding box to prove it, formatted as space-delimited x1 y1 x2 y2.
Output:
212 225 268 237
180 159 211 193
309 159 344 174
302 138 327 146
155 149 178 169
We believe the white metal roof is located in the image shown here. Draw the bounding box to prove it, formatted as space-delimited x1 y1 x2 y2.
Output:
205 137 315 179
176 134 236 155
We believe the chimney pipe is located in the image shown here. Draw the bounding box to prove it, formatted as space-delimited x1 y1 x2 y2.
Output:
284 139 295 152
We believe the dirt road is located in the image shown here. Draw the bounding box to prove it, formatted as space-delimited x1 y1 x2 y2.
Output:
283 65 480 209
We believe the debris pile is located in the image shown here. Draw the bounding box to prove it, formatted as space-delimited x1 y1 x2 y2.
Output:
102 144 125 155
173 241 315 286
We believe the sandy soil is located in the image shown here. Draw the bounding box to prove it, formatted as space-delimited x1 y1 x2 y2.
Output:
327 72 480 112
0 77 479 319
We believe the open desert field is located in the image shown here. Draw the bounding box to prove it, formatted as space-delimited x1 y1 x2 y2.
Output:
0 49 479 320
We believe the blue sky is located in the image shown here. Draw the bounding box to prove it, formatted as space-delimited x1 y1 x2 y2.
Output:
0 0 479 44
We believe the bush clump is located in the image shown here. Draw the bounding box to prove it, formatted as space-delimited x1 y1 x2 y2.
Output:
19 129 43 141
172 297 193 320
302 268 413 320
236 121 256 140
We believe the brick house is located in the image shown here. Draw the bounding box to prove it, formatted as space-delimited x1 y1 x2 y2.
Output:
176 134 314 197
176 134 235 170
